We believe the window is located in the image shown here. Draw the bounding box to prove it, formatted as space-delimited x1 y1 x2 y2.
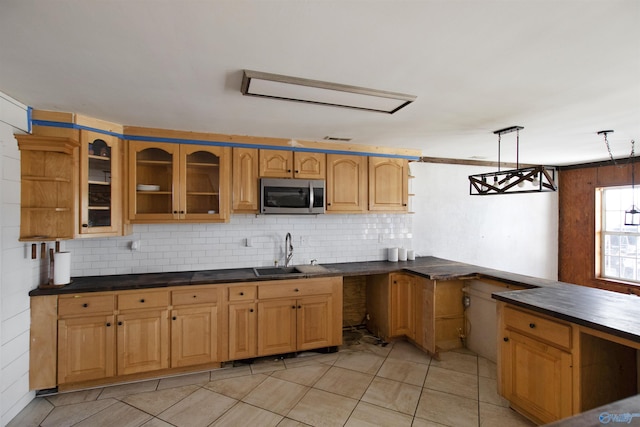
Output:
599 186 640 283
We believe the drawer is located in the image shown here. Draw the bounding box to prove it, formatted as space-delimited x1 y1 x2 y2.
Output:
258 278 334 299
58 294 115 316
172 287 219 306
228 285 257 301
118 290 169 310
504 306 571 349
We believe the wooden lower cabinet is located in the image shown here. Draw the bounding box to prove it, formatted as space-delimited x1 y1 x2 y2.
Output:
389 273 415 339
116 309 170 375
498 303 573 424
228 302 258 360
502 329 572 424
57 314 116 384
171 305 218 368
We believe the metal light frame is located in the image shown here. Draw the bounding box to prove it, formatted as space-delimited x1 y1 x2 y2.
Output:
469 126 558 195
240 70 416 114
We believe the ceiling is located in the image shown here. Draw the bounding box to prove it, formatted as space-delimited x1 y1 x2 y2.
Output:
1 0 638 166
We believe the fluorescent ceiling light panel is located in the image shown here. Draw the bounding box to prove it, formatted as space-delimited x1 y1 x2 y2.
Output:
241 70 416 114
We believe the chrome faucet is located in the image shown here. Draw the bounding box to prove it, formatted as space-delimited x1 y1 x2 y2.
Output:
285 232 294 267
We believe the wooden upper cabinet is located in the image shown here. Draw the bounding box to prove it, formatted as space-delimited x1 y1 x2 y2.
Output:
259 149 325 179
16 134 79 241
232 148 259 212
128 141 230 223
368 157 408 212
326 154 367 213
79 130 123 237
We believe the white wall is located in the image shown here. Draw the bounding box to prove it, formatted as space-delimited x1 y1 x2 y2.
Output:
0 104 40 424
411 162 558 280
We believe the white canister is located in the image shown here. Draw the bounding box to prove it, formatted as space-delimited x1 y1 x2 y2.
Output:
398 248 407 261
53 251 71 285
387 247 399 262
407 249 415 261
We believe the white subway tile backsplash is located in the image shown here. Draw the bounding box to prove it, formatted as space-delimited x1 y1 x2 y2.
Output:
63 213 413 277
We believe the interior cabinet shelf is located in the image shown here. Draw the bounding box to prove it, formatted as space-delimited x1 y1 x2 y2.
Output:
88 180 110 186
88 206 111 211
22 176 71 183
187 192 220 196
22 207 71 212
186 162 220 168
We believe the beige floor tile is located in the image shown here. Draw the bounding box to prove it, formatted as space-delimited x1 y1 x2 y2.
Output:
73 401 152 427
41 398 118 427
277 419 310 426
478 376 509 407
424 366 478 400
204 373 269 399
6 397 53 427
478 356 497 379
377 357 429 386
387 340 432 365
430 351 477 375
210 364 252 381
344 401 413 427
98 379 159 399
313 366 374 399
479 402 536 427
361 376 422 415
44 388 102 406
411 418 449 427
141 418 174 427
250 358 287 374
287 388 358 426
415 388 478 427
211 401 283 426
333 351 385 375
158 388 236 427
242 376 309 416
157 371 210 390
284 351 339 368
120 384 199 415
271 363 330 386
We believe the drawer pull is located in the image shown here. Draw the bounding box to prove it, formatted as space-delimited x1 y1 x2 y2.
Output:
82 303 88 308
140 299 145 303
294 288 299 292
240 292 244 296
529 323 536 329
193 295 197 298
503 337 509 342
106 322 111 327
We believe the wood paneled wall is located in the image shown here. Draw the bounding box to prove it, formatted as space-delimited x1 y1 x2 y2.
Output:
559 162 640 294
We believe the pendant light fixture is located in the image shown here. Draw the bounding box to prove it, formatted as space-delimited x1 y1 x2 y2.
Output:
598 130 640 226
468 126 557 195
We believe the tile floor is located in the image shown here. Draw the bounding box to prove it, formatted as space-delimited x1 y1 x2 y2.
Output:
8 332 536 427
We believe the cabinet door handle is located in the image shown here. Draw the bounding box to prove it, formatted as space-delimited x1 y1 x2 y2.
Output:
327 203 331 206
106 322 111 327
172 316 177 320
118 321 123 326
173 211 178 214
287 169 292 173
249 308 254 313
180 211 185 214
292 305 296 309
297 305 302 309
82 224 89 228
294 170 299 173
503 337 509 342
529 323 536 329
82 303 89 308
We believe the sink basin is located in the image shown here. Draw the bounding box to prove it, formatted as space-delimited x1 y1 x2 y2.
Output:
253 266 303 277
253 264 331 277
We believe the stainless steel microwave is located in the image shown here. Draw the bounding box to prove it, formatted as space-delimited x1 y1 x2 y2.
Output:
260 178 325 214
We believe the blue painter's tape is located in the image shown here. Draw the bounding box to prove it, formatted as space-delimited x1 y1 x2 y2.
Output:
27 106 33 133
30 119 420 160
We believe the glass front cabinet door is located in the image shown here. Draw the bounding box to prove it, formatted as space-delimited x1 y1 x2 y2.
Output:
79 130 123 236
129 141 230 223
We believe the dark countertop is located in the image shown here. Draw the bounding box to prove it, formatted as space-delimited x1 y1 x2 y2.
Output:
545 395 640 427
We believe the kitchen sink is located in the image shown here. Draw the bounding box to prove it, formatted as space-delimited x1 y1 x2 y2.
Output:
253 266 304 277
253 264 330 277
